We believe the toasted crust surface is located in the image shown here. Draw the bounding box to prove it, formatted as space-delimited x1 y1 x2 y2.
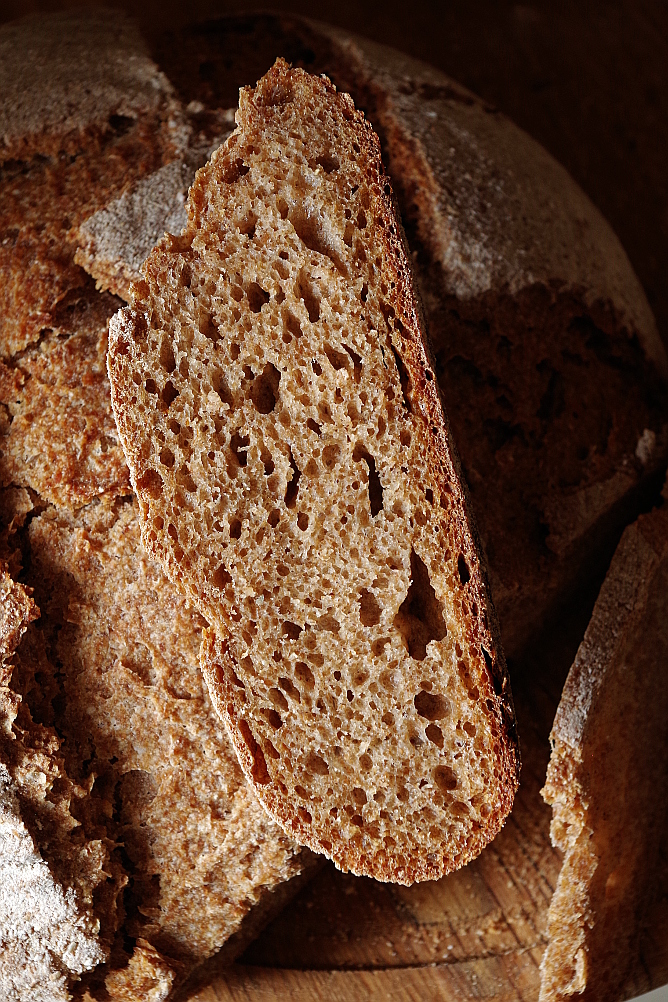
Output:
540 496 668 1001
108 60 519 883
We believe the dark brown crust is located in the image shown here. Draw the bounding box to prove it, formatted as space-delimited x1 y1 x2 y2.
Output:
109 60 520 884
540 500 668 1000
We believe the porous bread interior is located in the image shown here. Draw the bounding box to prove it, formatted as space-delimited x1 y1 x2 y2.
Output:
109 60 518 882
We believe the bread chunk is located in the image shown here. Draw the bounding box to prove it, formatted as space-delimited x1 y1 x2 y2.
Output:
108 60 519 883
540 487 668 1001
0 291 130 508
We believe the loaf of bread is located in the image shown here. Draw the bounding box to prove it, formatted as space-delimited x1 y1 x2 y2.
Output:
0 13 311 1001
540 477 668 1001
90 12 668 661
108 58 520 883
3 6 667 997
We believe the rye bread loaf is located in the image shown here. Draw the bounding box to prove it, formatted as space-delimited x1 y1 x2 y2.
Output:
540 478 668 1001
0 13 313 999
90 13 668 661
107 59 520 883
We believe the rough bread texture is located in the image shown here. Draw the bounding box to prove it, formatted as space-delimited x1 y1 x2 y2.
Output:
0 290 130 507
0 561 111 1002
0 10 186 163
0 15 311 997
104 13 668 661
0 765 106 1002
540 489 668 1001
26 500 304 974
0 10 186 361
108 60 519 883
75 111 237 302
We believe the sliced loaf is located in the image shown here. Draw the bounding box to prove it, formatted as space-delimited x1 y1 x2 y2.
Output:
108 59 519 883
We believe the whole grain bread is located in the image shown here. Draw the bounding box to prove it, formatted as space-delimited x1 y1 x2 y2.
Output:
93 13 668 660
108 59 519 884
540 479 668 1001
0 12 314 999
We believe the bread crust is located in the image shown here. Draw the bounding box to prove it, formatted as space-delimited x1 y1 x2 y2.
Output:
540 495 668 1000
108 60 519 884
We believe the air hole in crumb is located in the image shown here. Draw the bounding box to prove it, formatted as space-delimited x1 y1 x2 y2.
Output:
159 447 174 469
361 283 368 303
284 448 301 508
394 550 447 660
414 690 451 720
260 448 275 475
262 708 282 729
306 418 321 436
463 722 477 738
229 517 242 539
390 344 412 411
433 765 458 793
458 554 471 585
359 589 381 627
285 312 303 339
145 378 158 394
220 157 250 184
211 370 234 408
247 283 270 314
347 690 354 702
298 807 312 824
268 509 281 528
230 431 249 467
159 339 176 373
282 621 302 641
269 688 289 711
343 344 362 381
279 676 301 702
198 308 219 342
238 211 257 237
297 269 321 323
277 197 289 219
426 489 434 505
136 469 163 499
212 564 231 589
295 662 315 688
297 512 309 530
161 381 178 407
316 151 340 173
426 723 444 748
176 465 197 492
324 343 349 371
305 752 329 775
312 360 322 376
352 444 383 516
250 363 281 413
322 444 340 469
317 613 340 634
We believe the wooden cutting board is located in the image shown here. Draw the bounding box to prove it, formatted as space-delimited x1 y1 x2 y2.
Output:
187 581 668 1001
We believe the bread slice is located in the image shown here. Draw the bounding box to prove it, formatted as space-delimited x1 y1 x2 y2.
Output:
108 59 519 883
540 481 668 1001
